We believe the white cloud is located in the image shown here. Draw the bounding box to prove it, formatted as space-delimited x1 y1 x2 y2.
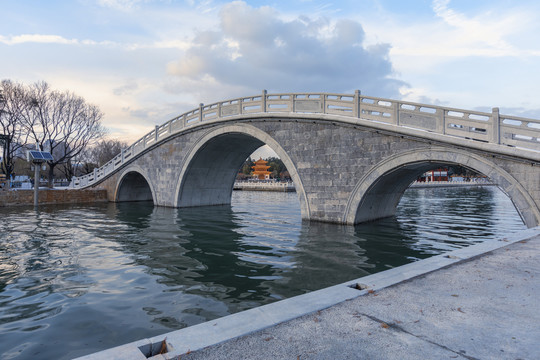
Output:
0 33 191 51
0 34 79 45
430 0 521 57
352 0 540 114
96 0 142 11
360 0 540 66
165 1 406 101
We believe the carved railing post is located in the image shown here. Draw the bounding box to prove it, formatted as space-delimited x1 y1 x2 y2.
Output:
199 103 204 122
393 101 400 126
354 90 361 118
491 107 500 144
262 90 267 112
441 108 446 135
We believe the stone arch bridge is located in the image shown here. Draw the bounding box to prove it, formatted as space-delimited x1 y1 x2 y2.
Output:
71 91 540 228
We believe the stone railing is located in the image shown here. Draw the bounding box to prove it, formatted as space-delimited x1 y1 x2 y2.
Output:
71 91 540 188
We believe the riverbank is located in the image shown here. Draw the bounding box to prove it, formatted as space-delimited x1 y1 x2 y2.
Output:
409 180 494 189
0 188 107 207
77 226 540 360
233 181 295 192
232 180 493 192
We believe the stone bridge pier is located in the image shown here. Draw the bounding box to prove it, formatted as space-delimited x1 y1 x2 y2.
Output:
96 119 540 228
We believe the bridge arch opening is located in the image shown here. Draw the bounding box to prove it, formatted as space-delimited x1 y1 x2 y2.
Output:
116 170 155 204
175 124 309 218
345 148 539 228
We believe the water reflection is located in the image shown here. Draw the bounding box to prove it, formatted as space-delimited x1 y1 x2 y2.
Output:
0 187 526 359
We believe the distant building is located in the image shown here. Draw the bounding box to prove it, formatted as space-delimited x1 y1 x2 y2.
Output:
251 158 272 180
417 168 449 182
43 140 69 162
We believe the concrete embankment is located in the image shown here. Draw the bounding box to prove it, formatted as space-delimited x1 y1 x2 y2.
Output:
233 181 295 192
409 180 495 189
77 227 540 360
0 189 107 207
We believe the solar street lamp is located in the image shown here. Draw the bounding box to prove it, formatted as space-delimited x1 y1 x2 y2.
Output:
27 150 54 207
0 134 10 189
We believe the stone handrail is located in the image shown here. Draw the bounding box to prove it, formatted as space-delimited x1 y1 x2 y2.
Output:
71 90 540 188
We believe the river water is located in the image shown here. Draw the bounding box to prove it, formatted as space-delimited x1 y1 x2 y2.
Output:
0 186 526 359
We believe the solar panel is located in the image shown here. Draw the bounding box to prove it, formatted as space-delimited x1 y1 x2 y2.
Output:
27 150 54 163
30 151 44 159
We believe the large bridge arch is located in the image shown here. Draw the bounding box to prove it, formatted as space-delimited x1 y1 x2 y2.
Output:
174 123 310 219
115 166 156 203
344 147 540 228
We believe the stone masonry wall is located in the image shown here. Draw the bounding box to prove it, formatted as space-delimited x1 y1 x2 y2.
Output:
0 189 108 207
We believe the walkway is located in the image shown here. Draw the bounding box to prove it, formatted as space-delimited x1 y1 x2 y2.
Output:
182 232 540 360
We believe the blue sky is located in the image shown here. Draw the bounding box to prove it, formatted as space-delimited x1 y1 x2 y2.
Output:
1 0 539 143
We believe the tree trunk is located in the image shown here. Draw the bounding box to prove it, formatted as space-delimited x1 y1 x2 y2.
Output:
47 163 55 188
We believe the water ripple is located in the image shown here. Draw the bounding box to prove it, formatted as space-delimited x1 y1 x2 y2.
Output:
0 187 526 359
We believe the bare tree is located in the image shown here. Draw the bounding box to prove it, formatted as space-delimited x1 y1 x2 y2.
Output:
0 80 33 181
59 138 128 179
21 81 106 185
91 139 129 167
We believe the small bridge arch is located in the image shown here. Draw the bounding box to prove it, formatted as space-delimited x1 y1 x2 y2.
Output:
344 148 540 227
115 166 156 203
174 123 310 218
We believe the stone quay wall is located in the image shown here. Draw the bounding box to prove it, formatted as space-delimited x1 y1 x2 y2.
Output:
0 189 108 207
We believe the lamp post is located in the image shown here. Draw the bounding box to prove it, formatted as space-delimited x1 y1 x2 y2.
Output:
33 161 40 207
27 150 54 208
0 134 10 189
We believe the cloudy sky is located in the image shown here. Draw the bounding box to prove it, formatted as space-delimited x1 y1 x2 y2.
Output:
1 0 539 145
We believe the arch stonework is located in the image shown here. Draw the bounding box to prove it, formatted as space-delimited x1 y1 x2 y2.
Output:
115 165 156 203
174 123 311 219
344 147 540 228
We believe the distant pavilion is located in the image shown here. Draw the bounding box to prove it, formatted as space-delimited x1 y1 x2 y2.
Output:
251 158 271 180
